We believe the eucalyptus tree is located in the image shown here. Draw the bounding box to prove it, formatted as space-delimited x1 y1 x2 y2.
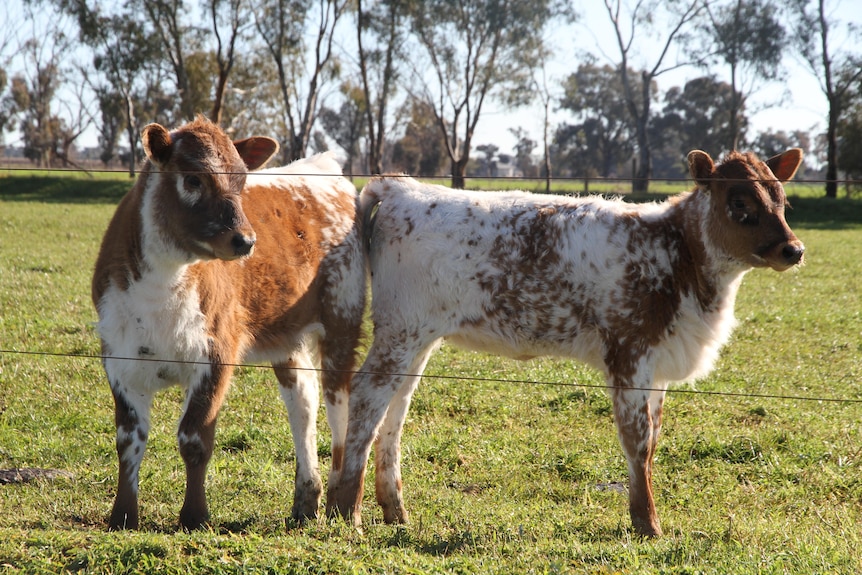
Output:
207 0 245 125
0 6 16 147
696 0 787 151
390 96 447 176
319 81 367 177
557 62 637 178
254 0 349 162
116 0 247 126
751 128 811 162
601 0 702 193
135 0 200 122
789 0 862 198
836 69 862 196
58 0 163 175
659 75 743 160
10 5 81 168
406 0 567 188
355 0 407 174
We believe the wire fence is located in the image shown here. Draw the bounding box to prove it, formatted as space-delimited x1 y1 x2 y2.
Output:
1 348 859 407
2 163 862 188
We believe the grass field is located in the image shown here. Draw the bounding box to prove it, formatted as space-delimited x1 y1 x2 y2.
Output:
0 172 860 574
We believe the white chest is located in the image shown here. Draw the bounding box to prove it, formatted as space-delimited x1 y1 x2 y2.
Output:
653 278 743 384
96 271 211 393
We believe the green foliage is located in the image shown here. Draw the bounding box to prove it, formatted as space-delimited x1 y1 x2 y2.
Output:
0 178 861 573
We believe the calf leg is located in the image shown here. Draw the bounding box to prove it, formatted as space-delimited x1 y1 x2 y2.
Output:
374 352 433 524
611 384 665 537
274 344 324 523
319 334 358 506
108 381 154 530
177 363 233 530
326 339 438 527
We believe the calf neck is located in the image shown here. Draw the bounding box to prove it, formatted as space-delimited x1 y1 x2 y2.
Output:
326 148 804 537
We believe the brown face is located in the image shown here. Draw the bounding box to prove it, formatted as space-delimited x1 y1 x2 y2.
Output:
690 149 805 272
716 177 803 271
170 167 257 261
143 119 270 262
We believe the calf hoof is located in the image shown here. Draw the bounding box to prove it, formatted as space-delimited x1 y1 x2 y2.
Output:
325 496 362 528
292 478 323 524
632 517 663 538
291 502 320 525
380 499 409 525
108 509 139 531
179 507 211 531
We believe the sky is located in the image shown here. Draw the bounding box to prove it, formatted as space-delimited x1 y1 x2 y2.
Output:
2 0 861 160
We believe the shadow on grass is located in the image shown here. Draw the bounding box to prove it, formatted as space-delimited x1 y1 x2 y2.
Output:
0 175 131 204
784 195 862 230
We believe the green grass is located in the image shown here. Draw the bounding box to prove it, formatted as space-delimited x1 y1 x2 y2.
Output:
1 174 861 574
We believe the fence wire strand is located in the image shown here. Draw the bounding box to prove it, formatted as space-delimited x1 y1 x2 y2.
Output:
1 348 859 406
2 164 862 187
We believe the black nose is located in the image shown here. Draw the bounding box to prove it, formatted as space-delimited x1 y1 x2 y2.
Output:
782 243 804 264
231 233 256 256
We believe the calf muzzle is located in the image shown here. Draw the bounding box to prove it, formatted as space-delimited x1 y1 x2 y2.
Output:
231 232 256 257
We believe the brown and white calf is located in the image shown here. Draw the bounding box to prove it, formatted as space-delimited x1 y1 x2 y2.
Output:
326 148 805 537
92 117 366 530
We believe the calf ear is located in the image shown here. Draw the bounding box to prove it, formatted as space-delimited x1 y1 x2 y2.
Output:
766 148 803 182
142 124 173 166
234 137 280 171
687 150 715 186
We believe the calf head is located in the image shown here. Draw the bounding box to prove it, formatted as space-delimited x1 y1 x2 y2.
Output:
142 117 278 261
688 148 805 272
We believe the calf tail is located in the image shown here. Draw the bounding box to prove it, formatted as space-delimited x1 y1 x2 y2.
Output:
359 180 383 256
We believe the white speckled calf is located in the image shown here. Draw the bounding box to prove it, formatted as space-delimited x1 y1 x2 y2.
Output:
327 148 805 537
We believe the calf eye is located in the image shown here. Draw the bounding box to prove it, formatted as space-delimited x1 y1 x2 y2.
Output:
185 175 203 189
728 195 758 225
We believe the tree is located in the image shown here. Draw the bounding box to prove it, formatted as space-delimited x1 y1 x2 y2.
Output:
319 82 367 177
216 49 284 140
532 48 555 192
751 128 810 162
356 0 407 174
255 0 349 162
658 75 743 160
509 127 537 178
558 62 636 178
695 0 788 151
59 0 164 176
0 69 19 151
836 74 862 196
94 88 124 166
474 142 499 176
790 0 862 198
390 96 447 176
0 5 17 149
207 0 245 125
11 6 79 168
135 0 200 122
407 0 564 188
602 0 702 192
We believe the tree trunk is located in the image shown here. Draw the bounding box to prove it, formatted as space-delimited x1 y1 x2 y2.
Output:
451 156 468 189
825 99 839 198
125 94 137 178
633 73 651 193
543 95 552 193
